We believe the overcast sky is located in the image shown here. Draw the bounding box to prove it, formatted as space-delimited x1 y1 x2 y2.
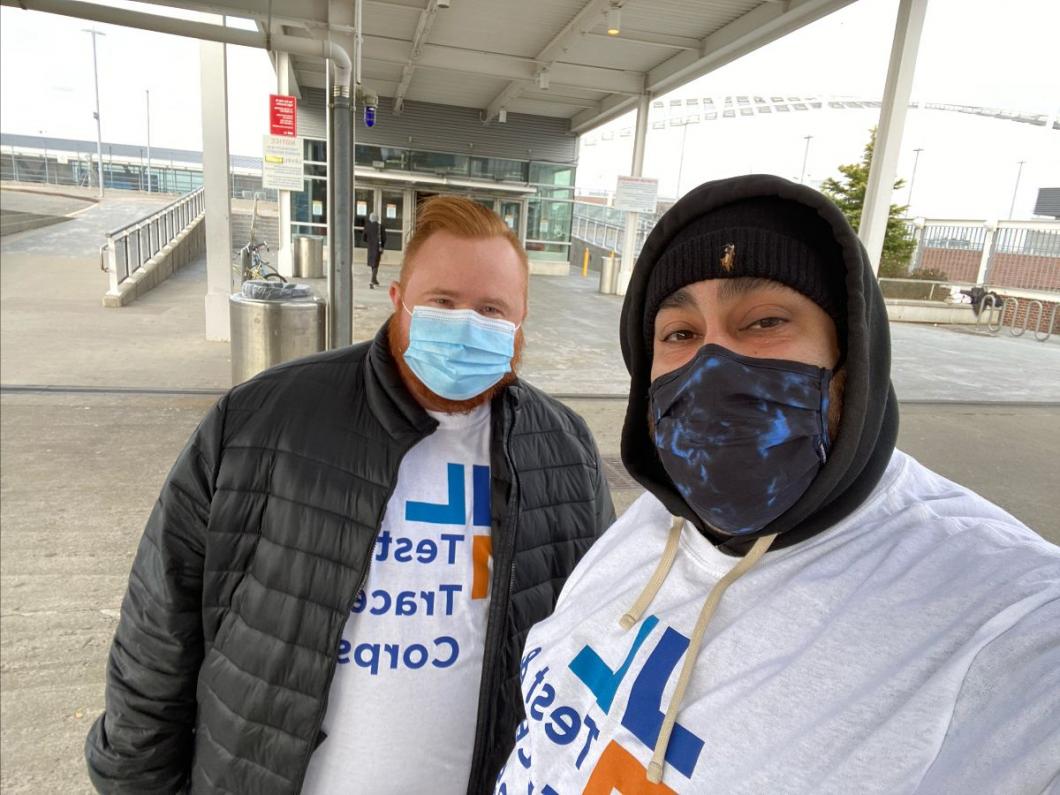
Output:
1 0 1057 157
679 0 1059 115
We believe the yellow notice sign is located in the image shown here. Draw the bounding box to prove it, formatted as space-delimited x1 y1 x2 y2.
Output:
262 134 304 191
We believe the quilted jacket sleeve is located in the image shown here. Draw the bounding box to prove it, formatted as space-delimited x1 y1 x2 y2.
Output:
85 398 227 794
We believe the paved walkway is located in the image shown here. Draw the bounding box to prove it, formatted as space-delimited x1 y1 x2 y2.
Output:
0 186 170 259
1 204 1058 792
4 248 1058 400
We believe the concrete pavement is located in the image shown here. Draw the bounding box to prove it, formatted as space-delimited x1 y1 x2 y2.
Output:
1 195 1058 792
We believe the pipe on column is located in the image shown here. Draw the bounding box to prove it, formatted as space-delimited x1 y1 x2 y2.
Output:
329 83 353 348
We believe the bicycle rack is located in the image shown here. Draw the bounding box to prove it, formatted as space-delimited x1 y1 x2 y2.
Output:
975 294 1056 343
1035 303 1057 343
977 294 1004 334
1001 297 1021 336
1010 300 1042 338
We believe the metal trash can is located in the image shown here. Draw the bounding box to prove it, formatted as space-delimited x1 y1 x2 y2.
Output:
598 253 617 295
293 235 325 278
229 280 326 385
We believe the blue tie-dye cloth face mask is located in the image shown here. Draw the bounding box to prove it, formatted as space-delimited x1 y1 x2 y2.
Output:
649 344 832 536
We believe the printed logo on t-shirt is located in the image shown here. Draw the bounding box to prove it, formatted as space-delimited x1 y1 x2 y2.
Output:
335 462 492 676
497 615 707 794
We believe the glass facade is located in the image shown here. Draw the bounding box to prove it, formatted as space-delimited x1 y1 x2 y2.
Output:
290 140 328 234
526 164 576 261
290 137 576 261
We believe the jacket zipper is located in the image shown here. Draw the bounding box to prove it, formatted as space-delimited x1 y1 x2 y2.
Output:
466 399 520 794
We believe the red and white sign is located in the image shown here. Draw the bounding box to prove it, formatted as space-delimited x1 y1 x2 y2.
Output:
269 94 298 137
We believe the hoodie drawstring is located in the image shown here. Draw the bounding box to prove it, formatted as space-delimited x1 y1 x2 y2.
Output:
619 519 778 784
620 517 684 630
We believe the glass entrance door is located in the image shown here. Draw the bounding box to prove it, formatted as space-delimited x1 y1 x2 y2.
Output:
354 189 373 249
382 191 404 251
500 201 521 237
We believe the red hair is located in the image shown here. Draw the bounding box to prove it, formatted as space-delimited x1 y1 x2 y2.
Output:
399 195 529 286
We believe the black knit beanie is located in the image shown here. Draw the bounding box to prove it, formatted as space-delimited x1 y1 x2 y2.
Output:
642 196 847 353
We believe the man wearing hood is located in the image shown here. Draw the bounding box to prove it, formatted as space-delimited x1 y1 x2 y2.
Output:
494 175 1059 794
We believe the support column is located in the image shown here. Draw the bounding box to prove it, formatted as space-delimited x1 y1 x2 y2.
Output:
199 38 233 342
617 93 651 296
275 50 295 277
975 221 998 286
858 0 929 275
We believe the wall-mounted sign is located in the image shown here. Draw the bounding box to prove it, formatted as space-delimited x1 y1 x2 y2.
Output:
356 200 368 216
386 203 398 220
269 94 297 137
262 134 304 191
614 176 659 213
312 200 324 217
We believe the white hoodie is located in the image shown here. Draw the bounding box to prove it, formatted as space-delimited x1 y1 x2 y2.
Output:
494 451 1060 794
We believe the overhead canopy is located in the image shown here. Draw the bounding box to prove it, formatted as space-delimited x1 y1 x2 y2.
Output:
130 0 855 134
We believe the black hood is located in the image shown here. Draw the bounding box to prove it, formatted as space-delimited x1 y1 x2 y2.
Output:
620 174 899 554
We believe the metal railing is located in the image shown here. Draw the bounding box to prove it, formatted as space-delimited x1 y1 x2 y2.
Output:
3 149 271 199
571 201 662 258
910 218 1060 295
102 187 205 290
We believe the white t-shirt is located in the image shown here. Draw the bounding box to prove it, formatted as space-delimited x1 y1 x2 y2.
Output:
303 404 493 794
495 450 1060 795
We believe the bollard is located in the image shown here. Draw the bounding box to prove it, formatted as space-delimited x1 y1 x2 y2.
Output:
582 247 590 278
599 252 617 295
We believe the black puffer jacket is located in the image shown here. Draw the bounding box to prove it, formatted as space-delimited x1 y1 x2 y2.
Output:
85 324 615 794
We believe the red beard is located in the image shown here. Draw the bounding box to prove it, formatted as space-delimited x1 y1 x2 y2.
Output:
387 315 525 414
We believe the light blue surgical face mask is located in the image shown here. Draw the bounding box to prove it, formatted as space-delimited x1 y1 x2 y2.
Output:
401 303 519 401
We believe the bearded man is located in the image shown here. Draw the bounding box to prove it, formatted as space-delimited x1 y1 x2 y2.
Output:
85 195 615 795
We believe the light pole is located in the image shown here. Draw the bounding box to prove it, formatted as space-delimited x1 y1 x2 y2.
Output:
1008 160 1026 220
906 147 924 212
145 89 152 193
675 119 690 197
40 130 50 185
83 27 106 198
799 135 813 184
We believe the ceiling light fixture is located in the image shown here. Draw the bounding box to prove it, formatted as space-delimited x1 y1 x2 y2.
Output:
606 2 621 36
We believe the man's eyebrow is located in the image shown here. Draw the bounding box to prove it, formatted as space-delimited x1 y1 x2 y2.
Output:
425 287 511 310
717 277 792 302
657 288 694 311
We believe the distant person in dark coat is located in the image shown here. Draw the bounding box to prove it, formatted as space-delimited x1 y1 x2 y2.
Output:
364 212 385 288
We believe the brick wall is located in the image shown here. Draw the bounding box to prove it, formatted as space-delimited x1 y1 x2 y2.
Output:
918 247 1060 291
989 253 1060 291
918 247 980 281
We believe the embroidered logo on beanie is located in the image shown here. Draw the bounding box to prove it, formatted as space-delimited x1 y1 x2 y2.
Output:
642 196 847 350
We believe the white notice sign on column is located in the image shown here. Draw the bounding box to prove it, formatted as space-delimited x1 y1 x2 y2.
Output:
262 135 304 191
614 176 659 213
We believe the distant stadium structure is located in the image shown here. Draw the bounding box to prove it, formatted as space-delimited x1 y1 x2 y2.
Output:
577 94 1059 221
579 95 1058 142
